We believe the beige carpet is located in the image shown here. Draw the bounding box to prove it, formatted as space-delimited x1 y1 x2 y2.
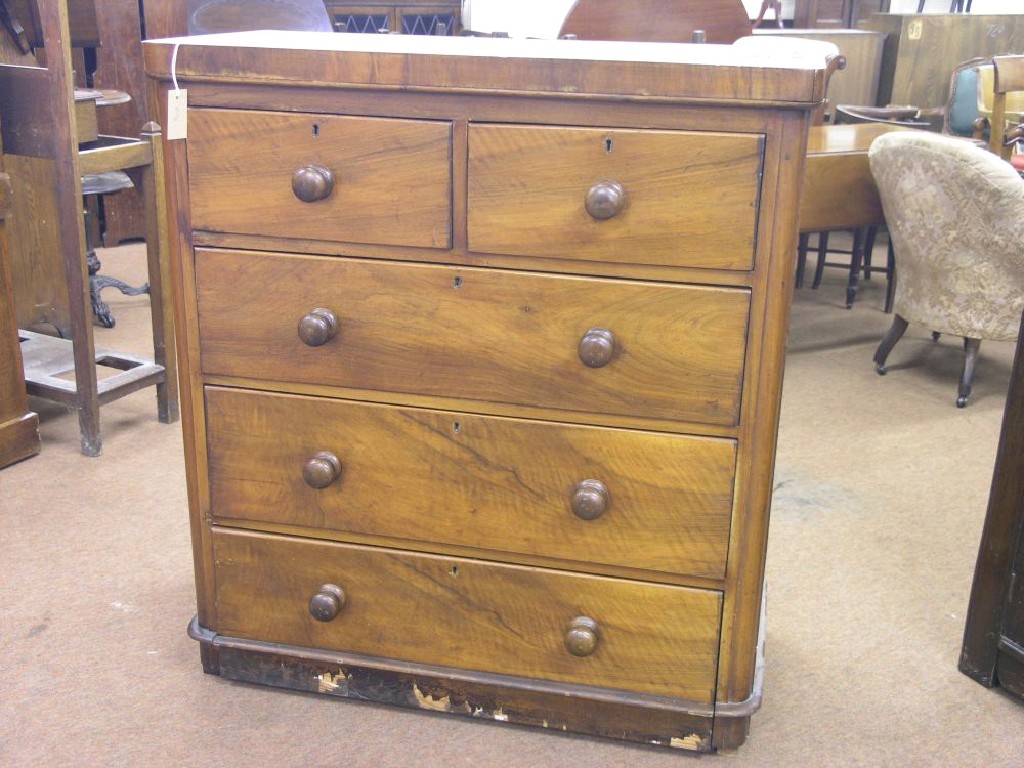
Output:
2 242 1022 767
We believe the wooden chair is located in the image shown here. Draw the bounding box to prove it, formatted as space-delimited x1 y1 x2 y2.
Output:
987 55 1024 162
558 0 752 44
0 0 177 455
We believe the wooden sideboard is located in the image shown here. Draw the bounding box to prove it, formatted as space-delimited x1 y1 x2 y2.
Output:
145 32 835 752
863 13 1024 109
324 1 461 34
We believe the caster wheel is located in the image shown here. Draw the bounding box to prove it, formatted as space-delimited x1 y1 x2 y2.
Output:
956 395 968 408
876 364 887 376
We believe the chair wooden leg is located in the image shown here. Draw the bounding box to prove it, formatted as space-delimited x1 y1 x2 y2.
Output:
874 314 909 375
812 231 829 289
958 337 982 408
862 225 878 279
845 227 865 308
884 239 896 314
796 232 809 288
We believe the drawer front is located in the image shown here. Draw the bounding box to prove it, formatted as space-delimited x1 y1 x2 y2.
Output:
212 529 723 702
195 249 749 426
187 109 452 248
205 387 737 579
468 124 763 270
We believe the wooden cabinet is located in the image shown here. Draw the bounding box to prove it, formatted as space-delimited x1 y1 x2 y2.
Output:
863 13 1024 108
323 1 460 34
144 33 834 752
792 0 889 29
960 315 1024 702
0 118 40 469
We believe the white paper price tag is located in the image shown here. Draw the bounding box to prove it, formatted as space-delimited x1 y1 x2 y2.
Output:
167 89 188 140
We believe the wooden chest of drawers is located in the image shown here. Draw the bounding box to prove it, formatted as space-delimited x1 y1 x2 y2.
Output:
145 32 835 752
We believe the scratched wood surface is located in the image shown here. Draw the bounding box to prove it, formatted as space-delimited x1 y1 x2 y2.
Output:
212 528 723 702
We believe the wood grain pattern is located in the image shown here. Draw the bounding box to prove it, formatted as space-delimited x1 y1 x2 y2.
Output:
800 123 911 231
194 249 750 427
212 528 723 701
143 33 833 106
205 386 737 579
468 124 762 271
187 109 451 249
146 31 832 750
558 0 751 45
864 13 1024 110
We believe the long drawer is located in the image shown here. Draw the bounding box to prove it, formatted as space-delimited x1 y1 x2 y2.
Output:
194 249 750 427
205 386 736 579
187 109 452 248
212 529 723 702
468 124 764 270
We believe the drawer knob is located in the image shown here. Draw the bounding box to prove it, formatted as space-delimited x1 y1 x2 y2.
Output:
309 583 347 622
292 163 335 203
564 616 601 657
303 451 342 489
571 479 609 520
585 180 626 220
298 308 338 347
578 328 615 368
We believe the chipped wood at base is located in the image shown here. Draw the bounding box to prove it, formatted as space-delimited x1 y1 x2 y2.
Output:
191 618 717 752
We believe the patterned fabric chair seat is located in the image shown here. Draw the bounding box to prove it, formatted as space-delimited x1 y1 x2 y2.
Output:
869 131 1024 406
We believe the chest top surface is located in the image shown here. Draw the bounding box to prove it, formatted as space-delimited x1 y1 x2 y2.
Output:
144 30 836 106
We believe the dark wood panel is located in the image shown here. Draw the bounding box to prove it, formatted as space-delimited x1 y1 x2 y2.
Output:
960 311 1024 701
91 0 148 246
0 118 40 468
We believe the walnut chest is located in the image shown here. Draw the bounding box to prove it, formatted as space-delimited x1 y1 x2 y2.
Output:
144 32 833 752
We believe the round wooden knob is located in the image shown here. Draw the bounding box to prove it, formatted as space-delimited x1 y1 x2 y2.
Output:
297 308 338 347
308 584 346 622
571 479 609 520
585 180 626 220
578 328 615 368
564 616 601 657
303 451 342 489
292 164 335 203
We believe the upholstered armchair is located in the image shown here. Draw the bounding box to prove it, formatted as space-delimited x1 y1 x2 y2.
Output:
868 131 1024 407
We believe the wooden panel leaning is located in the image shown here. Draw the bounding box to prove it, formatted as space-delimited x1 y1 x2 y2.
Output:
144 32 839 752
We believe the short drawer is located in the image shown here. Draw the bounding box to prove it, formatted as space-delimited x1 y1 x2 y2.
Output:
195 249 749 427
212 529 723 702
187 109 452 248
205 387 736 579
468 124 763 270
